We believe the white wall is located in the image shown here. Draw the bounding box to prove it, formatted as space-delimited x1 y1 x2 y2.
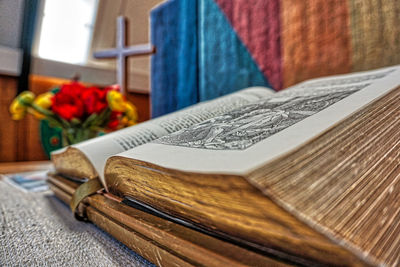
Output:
0 0 24 48
0 0 24 76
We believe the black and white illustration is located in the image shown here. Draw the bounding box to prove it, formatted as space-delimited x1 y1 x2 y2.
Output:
155 84 369 150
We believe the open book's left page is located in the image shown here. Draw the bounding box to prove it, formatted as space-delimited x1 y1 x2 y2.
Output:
52 87 274 187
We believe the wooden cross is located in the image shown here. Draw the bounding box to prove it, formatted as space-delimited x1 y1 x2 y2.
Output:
93 16 155 95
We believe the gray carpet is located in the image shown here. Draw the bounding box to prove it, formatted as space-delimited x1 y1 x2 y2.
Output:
0 181 154 266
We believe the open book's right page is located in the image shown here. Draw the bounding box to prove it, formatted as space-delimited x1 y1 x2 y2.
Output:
118 65 400 175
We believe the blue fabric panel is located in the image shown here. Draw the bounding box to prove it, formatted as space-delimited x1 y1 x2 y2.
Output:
150 0 198 118
150 1 178 118
176 0 198 111
198 0 270 101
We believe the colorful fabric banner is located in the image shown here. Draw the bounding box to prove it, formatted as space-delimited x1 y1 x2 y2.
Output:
151 0 400 117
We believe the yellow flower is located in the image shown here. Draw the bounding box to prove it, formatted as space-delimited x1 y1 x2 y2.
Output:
12 112 26 120
9 91 36 120
17 91 35 105
124 102 138 122
34 92 53 109
107 91 126 112
9 98 27 120
121 116 136 127
106 91 138 127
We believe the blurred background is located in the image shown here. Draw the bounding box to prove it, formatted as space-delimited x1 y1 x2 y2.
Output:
0 0 164 162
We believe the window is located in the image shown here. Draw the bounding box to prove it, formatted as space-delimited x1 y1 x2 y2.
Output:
35 0 99 65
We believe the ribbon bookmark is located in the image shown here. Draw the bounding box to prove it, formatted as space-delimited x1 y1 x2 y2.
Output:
70 178 103 213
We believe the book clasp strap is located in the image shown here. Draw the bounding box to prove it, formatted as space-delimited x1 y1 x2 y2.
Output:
70 178 103 216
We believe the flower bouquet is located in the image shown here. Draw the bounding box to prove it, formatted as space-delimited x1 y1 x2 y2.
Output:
10 82 138 147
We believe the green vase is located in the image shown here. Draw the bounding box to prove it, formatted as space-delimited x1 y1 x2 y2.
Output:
40 120 106 158
40 120 63 158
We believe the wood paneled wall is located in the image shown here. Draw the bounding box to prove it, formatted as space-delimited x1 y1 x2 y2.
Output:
0 74 150 162
0 76 22 162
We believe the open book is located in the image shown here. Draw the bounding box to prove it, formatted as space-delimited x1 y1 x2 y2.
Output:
52 87 275 184
52 65 400 266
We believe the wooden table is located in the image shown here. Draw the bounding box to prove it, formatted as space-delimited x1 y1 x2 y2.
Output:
0 160 53 175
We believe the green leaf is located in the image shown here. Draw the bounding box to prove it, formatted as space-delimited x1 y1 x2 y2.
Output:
31 103 54 116
71 118 82 126
82 113 98 128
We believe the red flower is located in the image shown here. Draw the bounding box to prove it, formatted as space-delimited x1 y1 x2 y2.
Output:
81 86 108 114
107 111 122 130
60 82 86 97
52 82 85 121
107 119 119 130
52 82 118 122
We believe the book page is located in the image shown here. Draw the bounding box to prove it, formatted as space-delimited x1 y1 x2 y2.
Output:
117 65 400 175
53 87 274 185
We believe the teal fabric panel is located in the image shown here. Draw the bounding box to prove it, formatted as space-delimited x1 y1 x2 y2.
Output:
150 0 198 118
176 0 198 110
198 0 270 101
